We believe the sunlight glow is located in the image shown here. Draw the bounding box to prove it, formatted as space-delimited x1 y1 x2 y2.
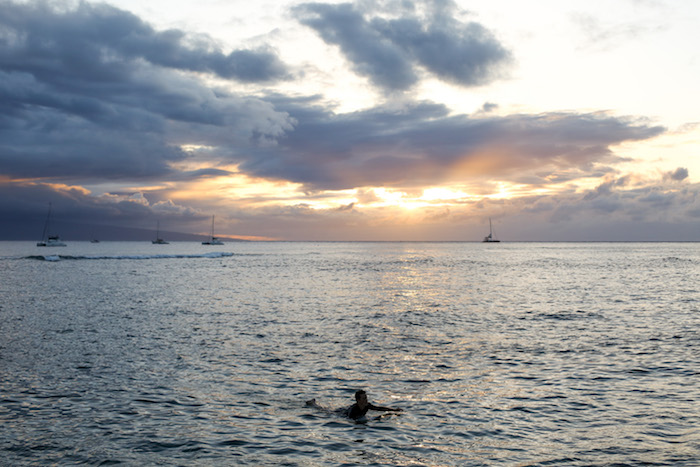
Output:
180 144 217 153
184 175 305 206
372 187 411 208
421 187 471 202
43 182 91 195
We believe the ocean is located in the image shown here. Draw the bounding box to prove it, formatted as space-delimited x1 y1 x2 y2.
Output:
0 241 698 466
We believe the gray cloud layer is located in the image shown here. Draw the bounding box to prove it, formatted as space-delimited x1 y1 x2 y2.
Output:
1 1 290 82
0 0 663 189
294 1 511 91
0 0 294 182
240 98 664 191
0 0 682 240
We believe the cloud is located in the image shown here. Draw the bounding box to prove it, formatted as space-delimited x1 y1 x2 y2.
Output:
0 1 295 183
174 168 233 181
1 0 663 195
664 167 689 182
572 9 667 52
0 1 290 82
294 0 511 92
294 3 417 90
241 98 665 191
479 102 499 114
543 169 699 224
0 0 686 241
584 175 630 200
335 202 355 212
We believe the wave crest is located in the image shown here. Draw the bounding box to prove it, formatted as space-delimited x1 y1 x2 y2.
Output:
28 252 234 261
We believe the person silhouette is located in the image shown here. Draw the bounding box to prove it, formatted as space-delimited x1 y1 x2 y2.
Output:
306 390 403 420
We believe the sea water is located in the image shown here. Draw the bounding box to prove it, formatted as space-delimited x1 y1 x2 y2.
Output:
0 241 698 466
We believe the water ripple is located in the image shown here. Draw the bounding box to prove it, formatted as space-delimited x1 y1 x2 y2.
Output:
1 241 698 465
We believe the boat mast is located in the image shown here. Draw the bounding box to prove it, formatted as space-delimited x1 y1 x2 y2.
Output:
41 203 52 241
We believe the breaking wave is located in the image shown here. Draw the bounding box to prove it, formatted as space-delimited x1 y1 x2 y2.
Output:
26 252 234 261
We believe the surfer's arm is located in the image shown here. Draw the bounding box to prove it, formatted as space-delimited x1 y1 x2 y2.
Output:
367 403 403 412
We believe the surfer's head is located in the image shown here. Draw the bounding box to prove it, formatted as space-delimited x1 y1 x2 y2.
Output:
355 390 368 407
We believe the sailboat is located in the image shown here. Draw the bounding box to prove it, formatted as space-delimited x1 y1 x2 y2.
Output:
202 215 224 245
37 203 67 247
482 218 500 243
152 221 169 244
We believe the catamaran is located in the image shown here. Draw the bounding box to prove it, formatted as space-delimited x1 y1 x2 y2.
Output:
482 218 500 243
202 215 224 245
37 203 67 247
152 221 169 244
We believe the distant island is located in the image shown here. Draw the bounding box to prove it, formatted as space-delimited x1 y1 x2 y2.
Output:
0 221 248 242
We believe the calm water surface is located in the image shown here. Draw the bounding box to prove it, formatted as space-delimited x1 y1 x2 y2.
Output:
1 241 698 465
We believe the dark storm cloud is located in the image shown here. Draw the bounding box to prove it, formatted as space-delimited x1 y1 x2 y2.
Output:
241 98 665 191
0 1 289 83
0 1 294 182
293 0 511 91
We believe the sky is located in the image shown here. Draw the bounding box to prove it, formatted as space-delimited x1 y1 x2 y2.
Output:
1 0 699 241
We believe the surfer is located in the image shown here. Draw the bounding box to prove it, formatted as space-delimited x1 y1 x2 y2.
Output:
306 390 403 420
